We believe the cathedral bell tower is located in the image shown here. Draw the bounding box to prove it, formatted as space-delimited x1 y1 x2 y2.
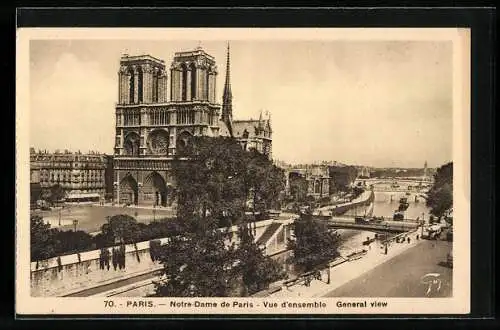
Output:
170 46 218 104
112 47 222 207
169 47 221 153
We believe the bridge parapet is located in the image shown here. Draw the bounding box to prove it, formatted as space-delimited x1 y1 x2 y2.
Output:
326 219 419 233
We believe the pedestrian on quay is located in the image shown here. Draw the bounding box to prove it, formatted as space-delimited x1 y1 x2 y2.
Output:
416 234 419 240
407 237 411 244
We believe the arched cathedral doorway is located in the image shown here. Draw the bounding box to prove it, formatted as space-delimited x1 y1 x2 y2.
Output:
120 174 138 205
143 172 168 207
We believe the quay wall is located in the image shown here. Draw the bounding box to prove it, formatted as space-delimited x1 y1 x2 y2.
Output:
30 219 291 297
317 190 375 216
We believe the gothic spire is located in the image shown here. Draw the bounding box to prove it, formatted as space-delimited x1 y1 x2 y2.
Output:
222 42 233 123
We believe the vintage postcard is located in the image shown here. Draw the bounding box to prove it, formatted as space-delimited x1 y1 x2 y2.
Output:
16 28 470 315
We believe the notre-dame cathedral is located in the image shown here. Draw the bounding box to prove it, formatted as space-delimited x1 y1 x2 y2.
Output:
113 45 272 207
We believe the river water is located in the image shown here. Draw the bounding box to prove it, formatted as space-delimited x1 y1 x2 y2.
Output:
344 191 431 221
337 191 431 255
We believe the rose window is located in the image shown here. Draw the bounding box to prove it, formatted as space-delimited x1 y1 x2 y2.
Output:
148 130 169 155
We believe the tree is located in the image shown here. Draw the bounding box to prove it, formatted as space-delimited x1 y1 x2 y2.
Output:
426 162 453 217
31 215 55 261
288 211 341 273
154 136 288 297
173 136 249 227
50 184 66 202
289 173 308 204
40 184 66 205
245 149 285 216
135 218 184 242
51 230 94 255
101 214 140 245
235 224 286 296
154 215 240 297
352 186 365 199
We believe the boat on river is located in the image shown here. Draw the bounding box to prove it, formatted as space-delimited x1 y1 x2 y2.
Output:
398 197 409 211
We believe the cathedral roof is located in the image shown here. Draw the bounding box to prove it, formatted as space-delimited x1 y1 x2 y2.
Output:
232 119 271 139
218 120 232 138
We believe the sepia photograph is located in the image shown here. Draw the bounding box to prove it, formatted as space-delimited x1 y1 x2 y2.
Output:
16 27 470 315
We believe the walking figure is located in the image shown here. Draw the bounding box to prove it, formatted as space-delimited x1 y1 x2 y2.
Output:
314 271 321 281
416 234 419 240
407 237 411 244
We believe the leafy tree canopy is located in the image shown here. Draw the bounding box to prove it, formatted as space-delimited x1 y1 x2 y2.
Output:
235 224 286 296
31 215 55 261
101 214 140 245
154 215 240 297
155 136 287 297
288 211 341 273
426 162 453 218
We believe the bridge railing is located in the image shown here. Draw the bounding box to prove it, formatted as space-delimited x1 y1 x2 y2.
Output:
327 220 418 232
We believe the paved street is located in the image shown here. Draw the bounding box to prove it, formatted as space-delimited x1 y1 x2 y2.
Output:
324 239 452 297
65 270 161 297
32 204 175 233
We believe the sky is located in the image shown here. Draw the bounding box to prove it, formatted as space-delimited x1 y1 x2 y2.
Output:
29 38 453 168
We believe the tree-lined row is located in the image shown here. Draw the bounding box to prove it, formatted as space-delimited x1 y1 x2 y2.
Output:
426 162 453 219
30 214 185 261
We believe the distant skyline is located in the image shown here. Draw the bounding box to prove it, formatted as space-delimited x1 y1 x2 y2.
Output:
29 36 453 168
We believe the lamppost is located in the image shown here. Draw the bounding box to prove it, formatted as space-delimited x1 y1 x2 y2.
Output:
421 212 425 237
58 207 62 227
153 204 156 222
327 263 331 284
384 223 389 255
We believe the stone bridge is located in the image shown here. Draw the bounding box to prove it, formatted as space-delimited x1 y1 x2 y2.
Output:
325 218 420 233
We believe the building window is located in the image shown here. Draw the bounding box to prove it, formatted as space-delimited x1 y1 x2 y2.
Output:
190 63 197 100
137 66 143 103
152 70 159 102
124 110 140 126
208 110 214 125
181 64 188 101
129 68 135 104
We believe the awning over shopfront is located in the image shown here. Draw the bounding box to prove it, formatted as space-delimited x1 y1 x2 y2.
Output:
66 193 101 200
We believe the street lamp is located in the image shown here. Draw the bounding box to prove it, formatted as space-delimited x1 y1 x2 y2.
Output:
384 223 389 255
327 263 331 284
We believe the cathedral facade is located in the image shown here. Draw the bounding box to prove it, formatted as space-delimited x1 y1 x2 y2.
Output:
113 45 272 207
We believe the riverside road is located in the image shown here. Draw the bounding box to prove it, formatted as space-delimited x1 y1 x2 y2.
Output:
324 239 452 297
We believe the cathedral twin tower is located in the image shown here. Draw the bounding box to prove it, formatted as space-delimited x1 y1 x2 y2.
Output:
113 45 271 207
117 48 218 106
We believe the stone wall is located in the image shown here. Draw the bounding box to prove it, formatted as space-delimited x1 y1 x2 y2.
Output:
30 239 168 297
30 218 289 297
316 190 374 216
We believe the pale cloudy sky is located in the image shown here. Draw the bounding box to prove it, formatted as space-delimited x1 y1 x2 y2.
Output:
29 39 452 168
